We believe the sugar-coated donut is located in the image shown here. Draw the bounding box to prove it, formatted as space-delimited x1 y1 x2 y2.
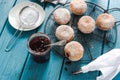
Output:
64 41 84 61
78 16 95 34
69 0 87 15
96 13 115 30
55 25 74 42
53 8 71 25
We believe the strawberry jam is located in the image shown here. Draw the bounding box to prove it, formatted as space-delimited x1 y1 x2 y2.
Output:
29 36 50 53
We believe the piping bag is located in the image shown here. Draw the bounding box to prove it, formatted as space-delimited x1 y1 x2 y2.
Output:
73 49 120 80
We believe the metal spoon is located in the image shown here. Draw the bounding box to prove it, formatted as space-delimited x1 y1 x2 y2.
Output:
5 6 39 52
73 69 83 75
45 40 67 47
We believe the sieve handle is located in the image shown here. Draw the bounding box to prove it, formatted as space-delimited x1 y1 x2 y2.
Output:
5 30 23 52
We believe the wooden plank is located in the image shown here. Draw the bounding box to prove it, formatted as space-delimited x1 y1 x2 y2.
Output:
0 0 16 34
0 0 45 80
59 0 109 80
20 3 65 80
103 0 120 80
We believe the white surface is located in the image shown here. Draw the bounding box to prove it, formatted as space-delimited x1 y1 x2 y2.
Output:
9 2 45 31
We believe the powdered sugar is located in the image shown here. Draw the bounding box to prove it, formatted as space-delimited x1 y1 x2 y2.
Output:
53 8 71 24
20 7 39 28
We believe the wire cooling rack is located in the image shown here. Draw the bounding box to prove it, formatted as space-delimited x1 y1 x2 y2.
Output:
44 1 120 61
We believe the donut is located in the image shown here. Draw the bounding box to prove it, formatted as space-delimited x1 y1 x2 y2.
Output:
55 25 74 42
96 13 115 30
64 41 84 61
53 8 71 24
78 16 95 33
69 0 87 15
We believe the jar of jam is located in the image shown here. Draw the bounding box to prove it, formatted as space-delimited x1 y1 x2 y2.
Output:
27 32 51 63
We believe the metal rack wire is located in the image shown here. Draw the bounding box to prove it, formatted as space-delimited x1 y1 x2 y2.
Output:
44 1 120 61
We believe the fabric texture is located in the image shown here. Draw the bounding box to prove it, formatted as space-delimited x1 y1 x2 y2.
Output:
40 0 67 4
81 49 120 80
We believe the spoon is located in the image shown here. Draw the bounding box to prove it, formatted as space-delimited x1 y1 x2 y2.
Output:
45 40 67 47
73 68 83 75
5 6 39 52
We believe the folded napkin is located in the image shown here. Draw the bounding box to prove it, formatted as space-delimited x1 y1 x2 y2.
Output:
40 0 67 4
74 49 120 80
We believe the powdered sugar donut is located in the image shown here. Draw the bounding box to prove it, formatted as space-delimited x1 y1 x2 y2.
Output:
53 8 71 25
55 25 74 42
96 13 115 30
69 0 87 15
78 16 95 34
64 41 84 61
